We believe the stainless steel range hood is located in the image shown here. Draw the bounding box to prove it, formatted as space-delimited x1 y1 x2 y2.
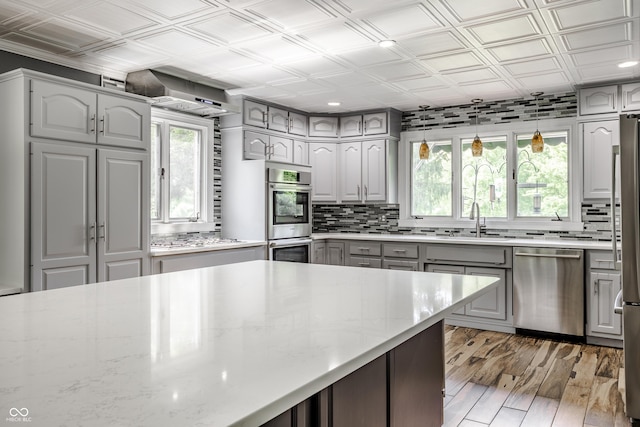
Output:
125 69 240 117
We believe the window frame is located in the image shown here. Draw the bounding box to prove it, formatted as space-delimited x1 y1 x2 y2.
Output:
150 109 215 234
398 117 582 231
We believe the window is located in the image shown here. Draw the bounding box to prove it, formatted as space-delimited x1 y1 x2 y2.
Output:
150 111 214 231
400 118 579 230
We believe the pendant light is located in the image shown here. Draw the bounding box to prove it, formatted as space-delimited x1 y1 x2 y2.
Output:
531 92 544 153
471 99 483 157
418 105 430 160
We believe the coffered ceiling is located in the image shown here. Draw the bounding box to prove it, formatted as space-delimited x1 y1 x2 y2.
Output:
0 0 638 112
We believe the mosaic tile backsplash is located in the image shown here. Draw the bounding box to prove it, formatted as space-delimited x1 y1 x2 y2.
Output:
312 203 618 241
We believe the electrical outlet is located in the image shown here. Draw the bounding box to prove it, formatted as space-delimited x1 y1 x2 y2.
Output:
380 215 386 222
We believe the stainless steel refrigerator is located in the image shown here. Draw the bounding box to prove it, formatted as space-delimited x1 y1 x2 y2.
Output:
617 115 640 424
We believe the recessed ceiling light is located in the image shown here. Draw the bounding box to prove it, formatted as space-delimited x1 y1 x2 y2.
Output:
378 40 396 48
328 101 341 106
618 61 639 68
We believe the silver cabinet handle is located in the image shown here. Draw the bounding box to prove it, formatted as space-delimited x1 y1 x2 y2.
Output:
614 289 623 314
364 185 368 197
98 222 106 240
393 249 407 253
89 222 96 241
514 252 581 259
262 111 267 126
611 145 621 270
100 116 105 134
357 185 360 198
594 280 598 294
90 114 96 134
357 247 370 251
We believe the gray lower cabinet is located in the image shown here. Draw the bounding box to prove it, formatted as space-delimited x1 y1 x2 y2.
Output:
312 241 326 264
151 246 266 274
326 242 345 265
587 250 622 343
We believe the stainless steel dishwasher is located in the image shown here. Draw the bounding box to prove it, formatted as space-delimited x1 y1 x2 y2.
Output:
513 247 584 336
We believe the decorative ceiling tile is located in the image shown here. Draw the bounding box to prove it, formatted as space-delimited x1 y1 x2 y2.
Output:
185 12 273 44
559 22 633 52
577 63 637 81
516 71 570 88
364 61 427 81
244 0 335 30
362 3 443 38
271 79 334 95
466 14 541 45
221 63 302 85
419 51 485 72
438 0 528 23
93 42 168 65
443 67 500 84
548 0 632 31
137 29 216 53
298 23 373 53
0 2 33 25
21 17 107 50
570 44 634 67
118 0 217 20
195 48 264 71
487 38 553 62
317 71 377 87
280 55 349 76
237 35 316 62
66 2 157 36
503 57 561 76
391 76 448 91
337 44 404 68
456 80 515 97
1 32 68 54
397 31 468 56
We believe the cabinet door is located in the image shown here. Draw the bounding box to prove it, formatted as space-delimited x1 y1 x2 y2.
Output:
589 271 622 336
427 264 466 315
583 120 620 200
244 131 268 160
243 100 268 128
289 112 307 136
621 83 640 112
340 115 362 137
268 106 289 133
339 142 362 202
309 143 337 202
326 242 344 265
579 85 618 115
363 112 387 135
30 143 97 291
382 260 418 271
293 140 308 165
97 149 149 282
312 241 326 264
30 79 97 144
269 135 293 163
362 140 386 202
308 116 339 138
97 94 150 149
464 267 507 320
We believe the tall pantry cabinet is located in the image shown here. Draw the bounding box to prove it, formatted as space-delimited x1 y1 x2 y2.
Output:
0 69 151 293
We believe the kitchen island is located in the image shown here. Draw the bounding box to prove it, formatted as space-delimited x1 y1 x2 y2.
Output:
0 260 498 426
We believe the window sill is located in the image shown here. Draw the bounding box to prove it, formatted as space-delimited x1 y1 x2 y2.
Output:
151 221 217 235
398 218 584 232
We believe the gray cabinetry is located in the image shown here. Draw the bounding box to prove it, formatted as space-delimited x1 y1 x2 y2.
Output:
338 139 394 203
31 143 149 291
268 106 307 136
31 78 149 149
579 85 618 116
312 241 326 264
243 131 293 162
327 241 345 265
293 139 308 164
339 112 387 137
586 250 622 344
308 116 339 138
243 99 268 128
621 82 640 112
348 241 382 268
0 69 151 294
308 142 338 202
582 120 619 200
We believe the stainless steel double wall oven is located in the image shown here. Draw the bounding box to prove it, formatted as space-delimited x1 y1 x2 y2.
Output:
267 164 312 263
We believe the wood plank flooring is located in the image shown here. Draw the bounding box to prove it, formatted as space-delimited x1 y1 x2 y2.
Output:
444 326 629 427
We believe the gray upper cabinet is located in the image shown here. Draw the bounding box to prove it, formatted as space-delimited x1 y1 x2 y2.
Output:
621 82 640 112
243 130 293 162
339 112 388 137
582 120 620 200
268 106 289 133
308 116 339 138
243 100 268 128
579 85 618 116
288 112 307 136
293 139 308 165
30 79 150 149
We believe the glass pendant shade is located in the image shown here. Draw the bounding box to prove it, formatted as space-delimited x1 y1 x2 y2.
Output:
531 130 544 153
531 92 544 153
419 140 430 159
471 135 483 157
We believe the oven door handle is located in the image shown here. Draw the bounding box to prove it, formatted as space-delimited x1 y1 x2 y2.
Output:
270 183 312 192
269 238 313 248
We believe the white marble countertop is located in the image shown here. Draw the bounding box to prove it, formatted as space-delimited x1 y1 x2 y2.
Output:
150 239 267 256
312 233 613 250
0 284 22 296
0 260 497 427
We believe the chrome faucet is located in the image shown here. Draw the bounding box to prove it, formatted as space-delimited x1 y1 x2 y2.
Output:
469 201 484 238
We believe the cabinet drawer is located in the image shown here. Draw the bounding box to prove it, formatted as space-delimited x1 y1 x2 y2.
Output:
349 256 382 269
383 243 419 259
350 242 381 256
588 250 616 270
383 260 419 271
425 245 506 265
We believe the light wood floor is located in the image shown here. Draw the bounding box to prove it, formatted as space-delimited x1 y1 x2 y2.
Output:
444 326 629 427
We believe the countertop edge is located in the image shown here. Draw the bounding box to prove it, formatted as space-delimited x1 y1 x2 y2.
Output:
150 240 267 256
311 233 612 250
